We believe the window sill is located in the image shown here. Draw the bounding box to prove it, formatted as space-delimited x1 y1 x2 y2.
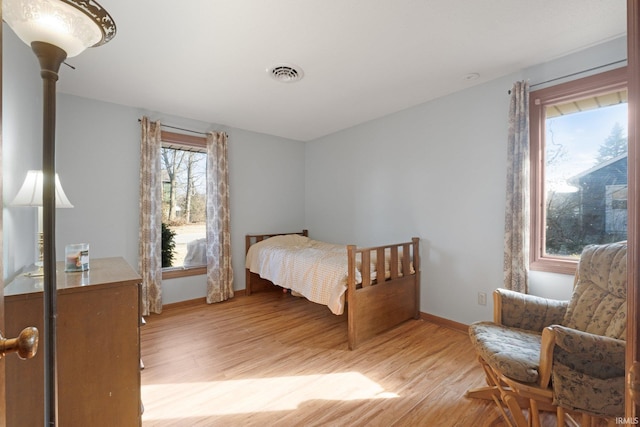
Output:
162 266 206 280
530 258 577 276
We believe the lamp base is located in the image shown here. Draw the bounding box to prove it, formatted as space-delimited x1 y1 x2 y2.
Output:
25 271 44 278
24 262 44 278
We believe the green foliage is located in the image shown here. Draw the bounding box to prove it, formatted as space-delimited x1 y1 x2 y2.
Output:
161 222 176 268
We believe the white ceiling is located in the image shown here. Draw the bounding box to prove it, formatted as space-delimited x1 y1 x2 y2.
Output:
55 0 626 142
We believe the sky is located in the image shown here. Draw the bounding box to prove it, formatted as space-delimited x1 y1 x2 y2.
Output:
545 102 628 192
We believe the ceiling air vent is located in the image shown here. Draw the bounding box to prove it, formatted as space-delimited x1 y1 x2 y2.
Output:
267 64 304 83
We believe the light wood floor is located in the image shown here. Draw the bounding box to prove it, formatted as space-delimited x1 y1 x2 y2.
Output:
140 290 566 426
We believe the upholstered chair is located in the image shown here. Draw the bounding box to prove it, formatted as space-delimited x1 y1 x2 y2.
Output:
466 241 627 427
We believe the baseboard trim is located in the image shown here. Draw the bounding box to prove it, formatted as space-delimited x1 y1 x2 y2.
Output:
161 289 247 311
420 312 469 334
161 297 206 311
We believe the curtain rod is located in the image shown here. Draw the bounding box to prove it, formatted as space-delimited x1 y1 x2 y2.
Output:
137 118 227 137
530 59 627 88
507 59 627 94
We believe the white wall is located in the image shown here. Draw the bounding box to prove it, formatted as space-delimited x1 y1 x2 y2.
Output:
306 77 511 324
3 24 42 280
305 37 626 325
56 95 141 266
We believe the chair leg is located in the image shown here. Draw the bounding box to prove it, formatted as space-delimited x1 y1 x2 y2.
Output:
563 412 580 427
504 393 529 427
491 395 517 427
466 357 506 401
529 399 541 427
557 407 565 426
468 356 534 427
465 385 500 401
581 413 593 427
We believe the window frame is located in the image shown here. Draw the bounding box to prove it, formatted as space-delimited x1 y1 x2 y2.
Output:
529 66 628 275
160 130 207 279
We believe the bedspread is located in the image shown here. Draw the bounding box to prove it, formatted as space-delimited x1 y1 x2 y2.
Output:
246 234 357 315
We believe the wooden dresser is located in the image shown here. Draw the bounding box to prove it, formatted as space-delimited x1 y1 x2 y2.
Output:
4 257 142 426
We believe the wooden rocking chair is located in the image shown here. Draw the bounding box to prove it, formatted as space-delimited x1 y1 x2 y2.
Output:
466 241 627 427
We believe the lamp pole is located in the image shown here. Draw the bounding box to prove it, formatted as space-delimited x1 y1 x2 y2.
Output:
32 41 67 427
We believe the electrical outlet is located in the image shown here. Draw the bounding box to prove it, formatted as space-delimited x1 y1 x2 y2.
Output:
478 292 487 306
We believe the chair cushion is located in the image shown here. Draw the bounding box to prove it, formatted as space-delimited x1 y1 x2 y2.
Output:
469 321 541 383
563 242 627 340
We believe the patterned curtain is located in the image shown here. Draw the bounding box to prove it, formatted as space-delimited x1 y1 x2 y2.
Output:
139 117 163 315
205 132 234 303
503 81 530 293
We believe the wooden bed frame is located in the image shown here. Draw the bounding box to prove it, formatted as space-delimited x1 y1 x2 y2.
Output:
245 230 421 350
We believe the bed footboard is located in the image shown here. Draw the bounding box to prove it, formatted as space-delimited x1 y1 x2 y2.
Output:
346 237 420 350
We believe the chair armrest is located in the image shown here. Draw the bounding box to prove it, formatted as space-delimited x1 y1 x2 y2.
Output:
494 288 568 332
548 325 626 377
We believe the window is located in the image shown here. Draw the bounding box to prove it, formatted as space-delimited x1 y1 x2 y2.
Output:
160 131 207 279
530 67 628 274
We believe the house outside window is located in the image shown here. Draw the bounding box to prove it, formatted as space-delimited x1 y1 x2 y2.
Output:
530 67 628 275
160 131 208 279
605 183 628 234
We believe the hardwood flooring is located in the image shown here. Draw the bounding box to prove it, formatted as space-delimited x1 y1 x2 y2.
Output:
140 291 568 426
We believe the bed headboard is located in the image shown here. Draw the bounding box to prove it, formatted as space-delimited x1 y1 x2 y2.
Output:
245 230 308 254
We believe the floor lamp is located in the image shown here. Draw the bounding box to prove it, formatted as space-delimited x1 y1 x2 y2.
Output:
3 1 115 424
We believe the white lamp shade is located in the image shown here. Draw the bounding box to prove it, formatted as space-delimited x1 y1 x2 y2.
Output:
11 170 74 208
2 0 115 57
